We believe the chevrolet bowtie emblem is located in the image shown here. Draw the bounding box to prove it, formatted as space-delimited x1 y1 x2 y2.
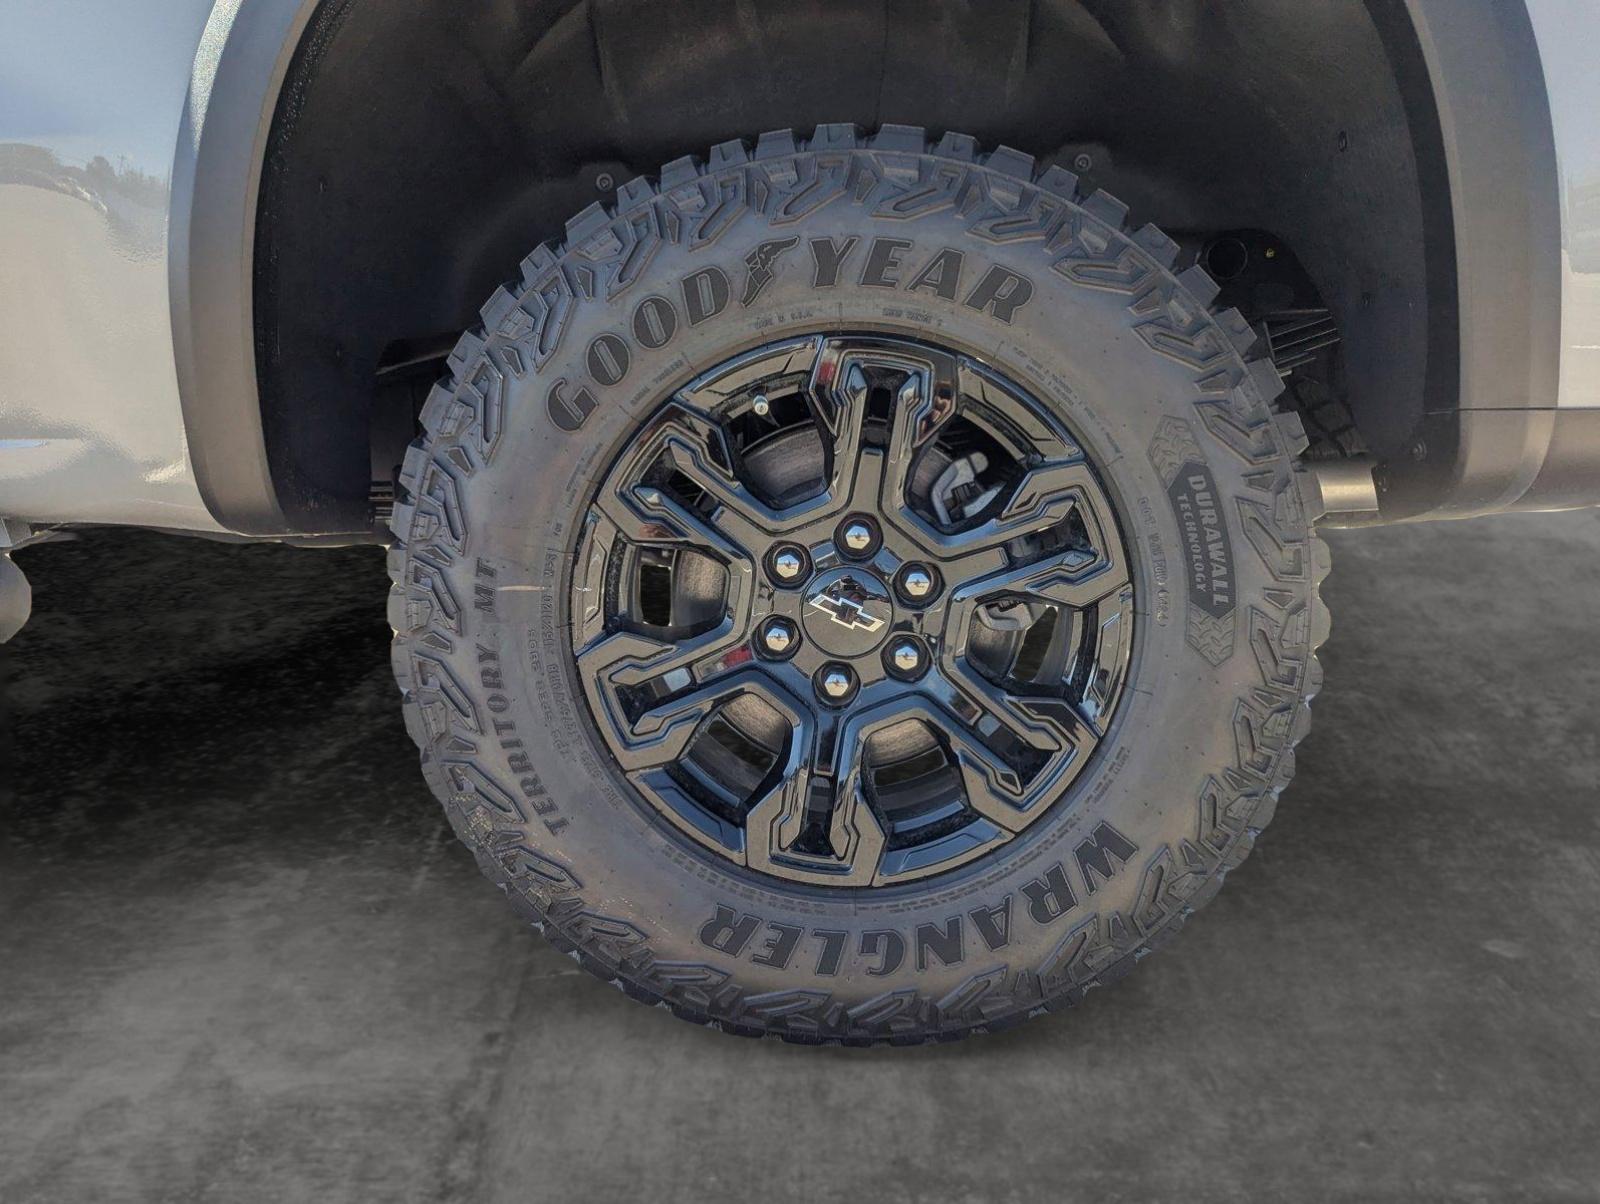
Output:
808 591 886 633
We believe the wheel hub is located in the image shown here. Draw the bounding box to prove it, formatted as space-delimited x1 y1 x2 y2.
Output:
802 568 892 659
571 334 1136 887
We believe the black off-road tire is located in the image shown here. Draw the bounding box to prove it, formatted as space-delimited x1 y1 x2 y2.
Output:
387 125 1330 1044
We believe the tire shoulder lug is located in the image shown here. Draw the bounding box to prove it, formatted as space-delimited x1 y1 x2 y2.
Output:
659 154 701 189
709 138 749 168
810 122 859 150
754 129 799 160
984 145 1035 180
1176 262 1222 307
564 201 611 245
617 175 655 207
934 131 977 161
869 124 926 153
1035 164 1080 200
1082 189 1130 229
1246 356 1287 404
1132 222 1179 269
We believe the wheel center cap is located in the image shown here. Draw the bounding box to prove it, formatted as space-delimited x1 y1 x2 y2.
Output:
801 568 893 658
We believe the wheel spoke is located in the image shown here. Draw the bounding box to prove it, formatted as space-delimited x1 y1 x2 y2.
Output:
877 351 960 512
596 475 745 571
917 671 1098 830
810 338 967 516
948 533 1130 617
576 582 768 771
575 630 760 771
610 403 786 555
924 661 1070 761
921 458 1104 563
678 335 823 412
805 340 876 509
745 706 888 886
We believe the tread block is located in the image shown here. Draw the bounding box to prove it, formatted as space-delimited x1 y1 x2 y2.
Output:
1273 410 1310 457
518 243 558 283
1176 263 1222 307
1082 189 1130 229
1132 223 1179 269
1034 164 1079 200
1214 306 1260 355
869 124 927 153
478 286 519 332
417 381 456 432
708 138 749 168
658 154 701 189
446 331 485 378
934 131 977 161
617 175 655 207
984 145 1036 180
563 201 610 245
1247 357 1287 404
754 129 799 160
810 123 859 150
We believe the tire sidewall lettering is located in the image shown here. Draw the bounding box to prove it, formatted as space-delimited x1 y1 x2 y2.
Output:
540 241 1037 432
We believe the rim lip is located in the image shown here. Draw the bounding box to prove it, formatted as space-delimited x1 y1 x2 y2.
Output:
563 325 1143 898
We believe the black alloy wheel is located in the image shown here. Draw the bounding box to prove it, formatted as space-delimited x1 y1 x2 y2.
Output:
573 335 1134 888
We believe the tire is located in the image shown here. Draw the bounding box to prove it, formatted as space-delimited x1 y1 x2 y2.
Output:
387 125 1329 1044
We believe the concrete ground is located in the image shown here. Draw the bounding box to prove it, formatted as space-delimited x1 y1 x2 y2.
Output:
2 510 1598 1204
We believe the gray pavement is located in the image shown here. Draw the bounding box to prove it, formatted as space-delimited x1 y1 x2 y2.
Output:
3 511 1599 1203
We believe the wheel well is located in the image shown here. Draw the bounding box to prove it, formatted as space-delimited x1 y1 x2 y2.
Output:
253 0 1453 533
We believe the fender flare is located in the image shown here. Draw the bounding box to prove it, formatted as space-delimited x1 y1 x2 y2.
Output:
168 0 326 536
1374 0 1564 519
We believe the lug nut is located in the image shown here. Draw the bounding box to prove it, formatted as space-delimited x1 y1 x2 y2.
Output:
839 517 877 556
818 664 857 703
889 639 923 675
769 546 807 584
760 618 797 656
898 564 937 603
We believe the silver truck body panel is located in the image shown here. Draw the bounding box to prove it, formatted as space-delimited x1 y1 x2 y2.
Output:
0 0 224 531
1527 0 1600 410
